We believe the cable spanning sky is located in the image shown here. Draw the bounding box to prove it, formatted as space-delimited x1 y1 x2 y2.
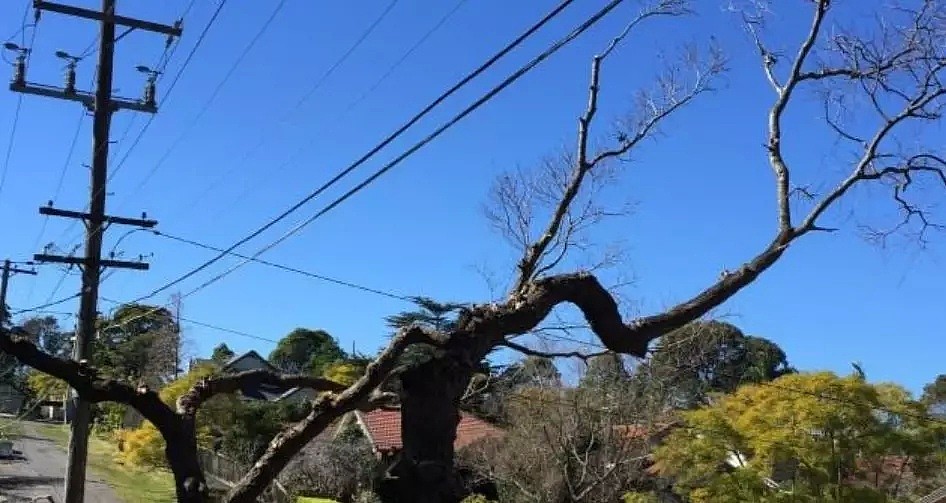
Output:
0 0 942 393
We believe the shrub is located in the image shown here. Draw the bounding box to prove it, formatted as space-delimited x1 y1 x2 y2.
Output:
118 423 165 467
460 495 496 503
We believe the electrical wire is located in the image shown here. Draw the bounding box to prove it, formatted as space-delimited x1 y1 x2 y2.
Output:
113 0 289 210
288 0 400 114
174 0 627 302
151 229 411 301
11 293 80 315
108 0 229 183
53 0 219 249
0 3 37 206
192 0 468 224
130 0 583 304
97 296 279 344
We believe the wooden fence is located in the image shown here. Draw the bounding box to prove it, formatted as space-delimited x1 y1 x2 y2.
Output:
198 448 292 503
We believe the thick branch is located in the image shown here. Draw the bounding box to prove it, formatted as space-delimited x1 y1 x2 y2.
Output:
0 328 178 431
177 369 348 416
224 325 437 503
477 229 792 357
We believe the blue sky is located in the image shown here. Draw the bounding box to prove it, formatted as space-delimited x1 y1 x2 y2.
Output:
1 0 942 394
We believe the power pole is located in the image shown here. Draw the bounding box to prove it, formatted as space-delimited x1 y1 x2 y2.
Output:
171 292 181 379
8 3 181 502
0 260 38 324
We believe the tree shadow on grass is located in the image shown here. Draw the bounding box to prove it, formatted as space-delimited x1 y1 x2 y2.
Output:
0 475 62 489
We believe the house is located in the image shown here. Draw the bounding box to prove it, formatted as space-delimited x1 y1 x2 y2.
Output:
355 408 503 458
301 407 503 460
0 383 25 415
204 350 317 404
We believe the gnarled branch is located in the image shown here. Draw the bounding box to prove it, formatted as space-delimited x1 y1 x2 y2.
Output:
224 325 440 503
0 328 178 431
177 369 347 416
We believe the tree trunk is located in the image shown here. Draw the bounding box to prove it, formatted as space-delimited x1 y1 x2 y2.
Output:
164 419 209 503
379 355 473 503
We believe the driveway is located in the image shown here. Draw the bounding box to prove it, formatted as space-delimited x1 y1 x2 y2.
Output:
0 421 121 503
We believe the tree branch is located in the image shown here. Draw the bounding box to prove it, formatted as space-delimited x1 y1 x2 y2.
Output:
511 6 718 295
766 0 831 233
224 325 438 503
0 328 179 431
499 340 609 361
177 369 348 416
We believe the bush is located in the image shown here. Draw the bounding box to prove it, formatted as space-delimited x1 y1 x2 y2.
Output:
283 436 379 502
118 423 166 467
92 402 126 434
460 495 496 503
623 492 661 503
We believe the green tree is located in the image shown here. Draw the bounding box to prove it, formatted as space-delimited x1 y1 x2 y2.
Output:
922 374 946 418
96 303 180 385
210 343 235 363
580 352 629 390
653 372 946 502
21 316 69 357
384 296 467 371
268 328 345 374
26 368 67 400
634 321 794 409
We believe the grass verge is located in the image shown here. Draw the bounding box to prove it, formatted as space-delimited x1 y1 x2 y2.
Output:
27 422 177 503
0 416 25 439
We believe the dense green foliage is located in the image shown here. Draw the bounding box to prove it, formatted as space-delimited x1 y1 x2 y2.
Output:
210 342 235 363
269 328 346 374
634 320 795 409
95 304 180 386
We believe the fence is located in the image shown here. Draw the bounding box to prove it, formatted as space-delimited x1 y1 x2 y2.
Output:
198 448 292 503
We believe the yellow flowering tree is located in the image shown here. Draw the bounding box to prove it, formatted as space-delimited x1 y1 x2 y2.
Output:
653 372 946 502
119 363 223 467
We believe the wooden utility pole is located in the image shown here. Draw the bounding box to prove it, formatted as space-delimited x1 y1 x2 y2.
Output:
8 2 182 501
0 260 37 324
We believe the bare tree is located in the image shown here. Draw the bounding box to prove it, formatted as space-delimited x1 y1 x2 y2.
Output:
1 0 945 502
461 364 661 503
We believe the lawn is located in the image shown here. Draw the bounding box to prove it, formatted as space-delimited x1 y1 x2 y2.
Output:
0 416 24 439
297 498 340 503
25 422 177 503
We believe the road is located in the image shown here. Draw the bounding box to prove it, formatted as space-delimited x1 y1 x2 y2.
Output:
0 421 121 503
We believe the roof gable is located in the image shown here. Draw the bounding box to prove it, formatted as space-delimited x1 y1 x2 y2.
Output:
222 350 278 373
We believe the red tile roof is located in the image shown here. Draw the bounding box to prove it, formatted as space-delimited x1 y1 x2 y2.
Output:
357 408 503 453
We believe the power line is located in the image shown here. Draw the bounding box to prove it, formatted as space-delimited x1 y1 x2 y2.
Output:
107 0 230 183
97 296 279 344
287 0 400 114
12 293 80 315
195 0 469 224
130 0 582 303
151 230 411 301
174 0 627 301
53 0 223 248
0 6 38 206
114 0 289 209
179 0 408 222
179 314 279 344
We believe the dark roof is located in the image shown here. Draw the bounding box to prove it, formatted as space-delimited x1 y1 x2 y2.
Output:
221 350 278 372
220 350 293 401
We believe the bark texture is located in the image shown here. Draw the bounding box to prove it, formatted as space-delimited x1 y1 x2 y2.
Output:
379 356 475 503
